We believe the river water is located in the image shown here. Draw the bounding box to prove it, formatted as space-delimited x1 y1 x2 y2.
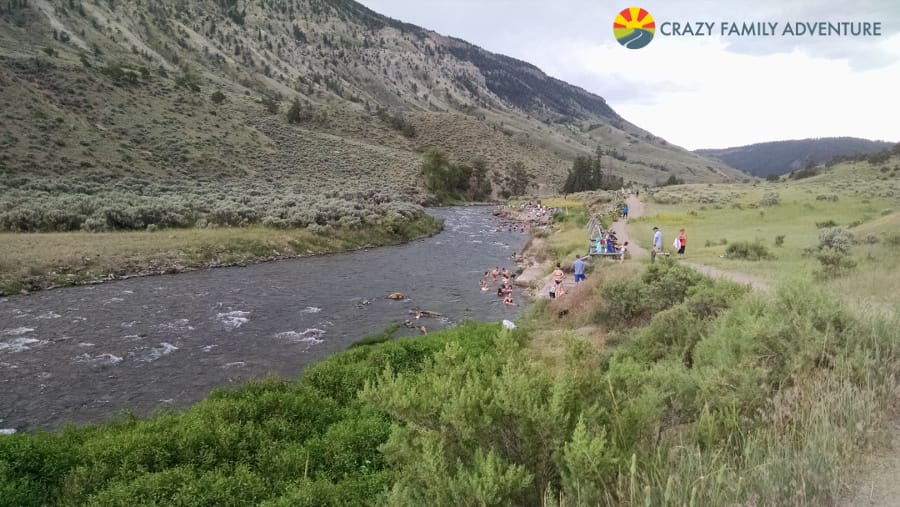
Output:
0 207 527 432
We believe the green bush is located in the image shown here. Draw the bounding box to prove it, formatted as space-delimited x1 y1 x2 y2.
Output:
816 250 857 278
0 323 505 506
725 241 771 260
817 227 854 253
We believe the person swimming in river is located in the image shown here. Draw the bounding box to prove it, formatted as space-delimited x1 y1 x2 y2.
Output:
497 287 505 297
491 266 500 281
503 293 514 305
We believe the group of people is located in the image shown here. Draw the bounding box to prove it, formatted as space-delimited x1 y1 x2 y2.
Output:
481 266 516 305
549 254 589 298
651 226 687 262
593 230 629 263
494 201 555 233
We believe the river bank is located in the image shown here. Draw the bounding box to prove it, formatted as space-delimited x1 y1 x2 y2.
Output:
0 215 442 296
0 206 525 432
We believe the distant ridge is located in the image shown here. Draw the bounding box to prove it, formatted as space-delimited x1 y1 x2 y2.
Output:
696 137 895 178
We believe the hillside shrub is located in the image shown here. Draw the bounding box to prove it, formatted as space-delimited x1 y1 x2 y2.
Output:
816 250 857 279
817 227 854 253
596 260 705 326
758 192 780 206
725 241 771 260
0 176 431 233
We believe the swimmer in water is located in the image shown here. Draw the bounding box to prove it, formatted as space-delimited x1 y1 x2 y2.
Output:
491 266 500 281
504 293 514 305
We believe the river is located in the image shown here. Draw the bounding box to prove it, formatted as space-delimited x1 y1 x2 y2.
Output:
0 207 527 432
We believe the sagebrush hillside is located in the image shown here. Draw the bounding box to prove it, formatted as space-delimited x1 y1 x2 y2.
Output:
0 0 742 203
696 137 895 178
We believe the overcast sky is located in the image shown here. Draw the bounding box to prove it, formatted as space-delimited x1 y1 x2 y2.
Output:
358 0 899 150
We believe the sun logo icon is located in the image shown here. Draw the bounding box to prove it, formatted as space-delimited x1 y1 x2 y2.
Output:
613 7 656 49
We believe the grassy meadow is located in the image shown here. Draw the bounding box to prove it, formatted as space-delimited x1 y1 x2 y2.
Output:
628 157 900 311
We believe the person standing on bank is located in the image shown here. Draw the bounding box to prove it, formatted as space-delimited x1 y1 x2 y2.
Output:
552 263 565 297
678 228 686 256
573 255 586 284
652 226 663 263
622 203 629 220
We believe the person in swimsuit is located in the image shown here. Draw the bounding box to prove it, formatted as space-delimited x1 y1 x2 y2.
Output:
619 241 629 263
552 263 565 297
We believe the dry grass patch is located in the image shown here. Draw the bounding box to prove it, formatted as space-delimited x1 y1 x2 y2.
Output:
0 216 441 294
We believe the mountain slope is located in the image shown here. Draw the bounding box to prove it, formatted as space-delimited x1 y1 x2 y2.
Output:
696 137 895 178
0 0 742 205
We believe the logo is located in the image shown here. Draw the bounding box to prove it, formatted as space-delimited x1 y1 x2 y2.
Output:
614 7 656 49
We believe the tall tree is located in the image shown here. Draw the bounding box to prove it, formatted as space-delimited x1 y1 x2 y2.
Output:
590 154 603 190
562 156 593 193
508 161 532 196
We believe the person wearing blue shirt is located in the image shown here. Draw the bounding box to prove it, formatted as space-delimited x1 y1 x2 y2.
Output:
573 255 586 283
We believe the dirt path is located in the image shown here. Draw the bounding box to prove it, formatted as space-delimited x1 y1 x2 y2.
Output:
611 196 648 259
840 421 900 506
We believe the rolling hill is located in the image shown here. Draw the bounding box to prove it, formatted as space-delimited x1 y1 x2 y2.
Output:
0 0 744 200
696 137 895 178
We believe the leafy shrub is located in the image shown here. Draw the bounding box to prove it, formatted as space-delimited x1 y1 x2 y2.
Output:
815 219 838 228
816 250 857 278
210 90 226 104
597 261 705 326
815 193 839 202
817 227 854 253
725 241 771 260
774 235 785 247
885 233 900 247
758 192 780 206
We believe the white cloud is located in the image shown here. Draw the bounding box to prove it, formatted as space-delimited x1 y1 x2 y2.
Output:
359 0 900 149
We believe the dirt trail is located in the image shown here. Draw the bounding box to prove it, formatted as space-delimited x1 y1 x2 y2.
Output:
840 421 900 507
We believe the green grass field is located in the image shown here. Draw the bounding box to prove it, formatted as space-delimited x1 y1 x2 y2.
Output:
627 157 900 311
